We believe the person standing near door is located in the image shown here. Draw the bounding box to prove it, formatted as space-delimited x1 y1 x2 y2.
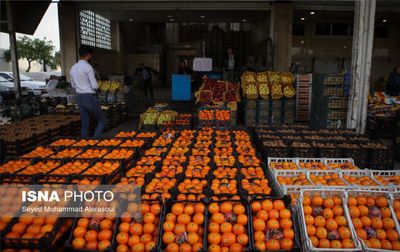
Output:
223 47 235 82
70 45 106 139
134 63 158 99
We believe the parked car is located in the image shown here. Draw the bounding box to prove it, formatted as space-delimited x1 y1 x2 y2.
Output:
0 76 33 100
0 72 47 95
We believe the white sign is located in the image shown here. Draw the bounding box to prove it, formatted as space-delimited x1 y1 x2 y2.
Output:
193 57 212 72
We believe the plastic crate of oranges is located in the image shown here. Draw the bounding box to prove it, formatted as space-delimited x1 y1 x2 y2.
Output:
250 197 295 250
0 159 32 174
113 199 161 252
72 139 99 147
49 138 76 147
76 148 108 159
347 191 400 251
120 139 145 148
49 161 90 175
297 158 330 170
268 158 299 173
298 189 362 251
22 146 54 158
206 200 250 251
241 178 272 195
240 166 265 179
125 164 157 177
17 160 61 175
177 179 208 194
103 148 135 160
185 165 210 178
48 148 82 159
160 201 206 252
371 170 400 187
341 170 383 187
326 158 360 170
308 170 348 187
82 161 120 175
114 130 136 138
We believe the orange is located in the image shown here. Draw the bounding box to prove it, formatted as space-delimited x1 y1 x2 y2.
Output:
309 236 318 247
316 227 327 239
237 233 248 246
360 216 371 227
221 232 236 247
119 222 130 233
100 219 113 230
273 200 285 210
253 219 265 231
72 237 86 249
338 226 351 240
11 223 27 235
233 205 245 215
323 198 334 208
220 222 232 233
98 229 112 241
356 228 367 240
266 239 280 250
383 218 395 229
281 239 294 250
251 201 262 212
208 232 221 245
162 231 175 244
130 223 143 236
262 200 273 211
283 228 295 239
187 232 199 245
369 238 382 249
306 225 316 236
171 203 184 215
312 196 323 206
376 196 388 207
387 229 399 241
220 202 233 213
326 219 338 231
318 238 330 248
371 217 383 229
116 232 129 245
233 224 245 235
73 226 86 238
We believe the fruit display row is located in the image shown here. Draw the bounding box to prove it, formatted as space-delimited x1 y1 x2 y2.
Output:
139 106 192 129
255 126 394 169
297 189 400 251
241 71 296 100
195 78 240 104
268 157 400 206
98 80 122 93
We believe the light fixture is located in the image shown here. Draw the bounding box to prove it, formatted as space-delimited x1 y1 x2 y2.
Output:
167 15 173 18
301 17 305 21
382 19 387 23
200 15 205 19
170 18 175 22
242 19 247 22
301 40 305 44
129 18 134 22
344 46 347 49
310 11 315 15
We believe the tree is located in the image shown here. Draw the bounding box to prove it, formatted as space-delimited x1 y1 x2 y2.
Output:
4 36 58 72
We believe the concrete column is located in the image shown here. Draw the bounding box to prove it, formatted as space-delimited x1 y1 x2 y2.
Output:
270 3 293 72
6 0 21 98
58 2 79 80
347 0 376 133
166 23 180 87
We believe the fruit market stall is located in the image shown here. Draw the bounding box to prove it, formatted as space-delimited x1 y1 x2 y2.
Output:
0 126 399 252
241 71 296 127
367 92 400 138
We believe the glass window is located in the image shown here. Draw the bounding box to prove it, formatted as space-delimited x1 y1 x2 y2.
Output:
293 24 305 36
375 26 388 38
316 22 331 35
332 23 349 36
80 10 111 49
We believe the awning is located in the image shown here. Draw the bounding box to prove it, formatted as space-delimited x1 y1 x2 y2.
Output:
1 0 51 34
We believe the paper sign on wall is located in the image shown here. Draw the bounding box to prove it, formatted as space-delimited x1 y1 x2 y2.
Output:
193 57 212 72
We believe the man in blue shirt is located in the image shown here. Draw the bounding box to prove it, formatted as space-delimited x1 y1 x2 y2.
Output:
134 63 158 99
386 65 400 96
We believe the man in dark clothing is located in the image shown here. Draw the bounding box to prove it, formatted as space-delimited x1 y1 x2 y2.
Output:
386 65 400 96
134 63 158 98
223 47 235 82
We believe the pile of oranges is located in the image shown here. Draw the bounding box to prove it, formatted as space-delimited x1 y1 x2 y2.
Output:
144 177 176 200
276 172 312 186
22 146 54 158
117 176 145 187
199 109 214 121
251 199 294 250
77 148 108 159
302 194 356 249
215 110 230 121
120 139 145 148
18 160 61 174
309 172 347 186
156 164 184 177
0 159 31 174
50 161 90 174
394 197 400 223
242 179 272 195
207 201 249 251
145 147 168 156
191 147 210 156
162 154 187 166
97 139 122 147
373 173 400 186
50 138 76 147
214 155 236 167
162 202 205 252
327 161 359 170
240 167 265 179
71 203 117 250
348 194 400 250
136 132 157 138
136 156 161 165
238 155 261 167
82 161 120 175
126 164 156 177
103 148 134 160
269 161 298 171
177 179 207 194
49 148 82 158
213 167 237 179
342 173 381 186
185 164 210 178
114 201 160 251
211 179 238 195
189 155 211 166
115 131 136 138
72 139 98 147
298 161 329 170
